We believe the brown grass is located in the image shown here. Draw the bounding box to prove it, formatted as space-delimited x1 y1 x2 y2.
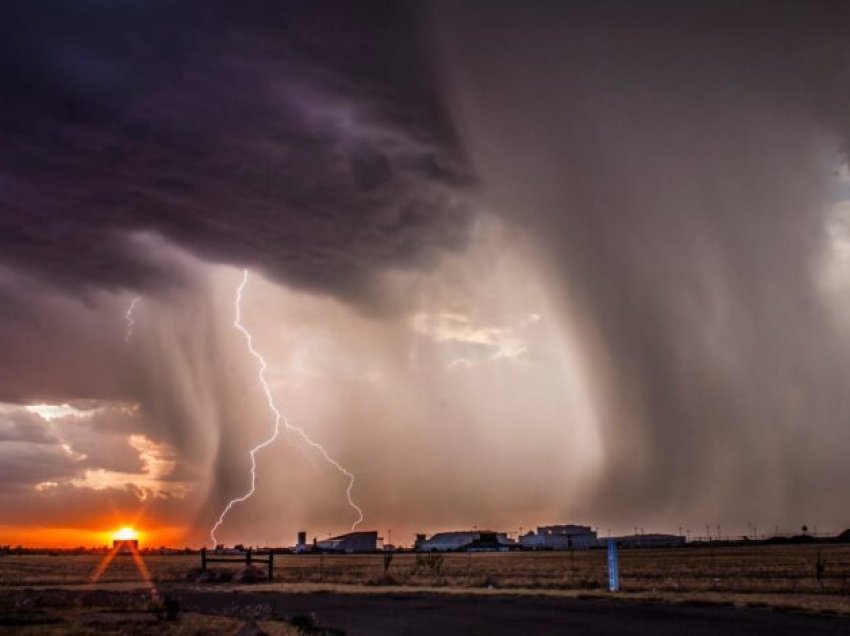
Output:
2 544 850 614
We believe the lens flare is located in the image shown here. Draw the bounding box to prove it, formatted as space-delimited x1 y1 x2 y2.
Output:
113 526 139 541
89 532 157 600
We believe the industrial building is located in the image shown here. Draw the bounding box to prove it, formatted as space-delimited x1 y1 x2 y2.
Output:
520 524 598 550
416 531 517 552
315 531 380 553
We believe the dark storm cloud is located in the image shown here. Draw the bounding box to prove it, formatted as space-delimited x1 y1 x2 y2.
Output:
0 0 471 301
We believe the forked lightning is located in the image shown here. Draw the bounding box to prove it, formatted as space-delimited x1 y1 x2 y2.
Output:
210 270 363 546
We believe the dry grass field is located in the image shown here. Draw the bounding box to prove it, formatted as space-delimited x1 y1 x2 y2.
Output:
2 545 850 630
2 544 849 596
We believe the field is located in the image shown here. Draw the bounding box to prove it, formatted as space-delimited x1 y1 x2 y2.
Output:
2 544 850 595
2 545 850 633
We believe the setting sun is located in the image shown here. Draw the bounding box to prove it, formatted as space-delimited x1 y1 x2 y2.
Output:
113 526 139 542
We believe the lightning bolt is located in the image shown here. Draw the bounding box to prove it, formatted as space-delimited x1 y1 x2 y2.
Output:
210 269 363 547
125 296 142 343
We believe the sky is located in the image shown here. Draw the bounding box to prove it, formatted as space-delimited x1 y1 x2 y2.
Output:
1 0 850 548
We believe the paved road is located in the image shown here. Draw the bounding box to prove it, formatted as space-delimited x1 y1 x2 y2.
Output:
176 591 850 635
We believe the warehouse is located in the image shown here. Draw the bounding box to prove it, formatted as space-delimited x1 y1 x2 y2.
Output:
520 524 598 550
416 531 517 552
316 531 380 553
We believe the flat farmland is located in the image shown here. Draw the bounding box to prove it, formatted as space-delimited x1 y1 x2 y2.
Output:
2 544 850 597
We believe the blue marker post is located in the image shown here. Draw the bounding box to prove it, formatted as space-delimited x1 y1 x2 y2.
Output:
607 539 619 592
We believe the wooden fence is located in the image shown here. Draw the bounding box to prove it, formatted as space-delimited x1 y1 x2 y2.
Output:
200 547 274 580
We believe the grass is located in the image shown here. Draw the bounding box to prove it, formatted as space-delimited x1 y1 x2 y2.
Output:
4 545 849 593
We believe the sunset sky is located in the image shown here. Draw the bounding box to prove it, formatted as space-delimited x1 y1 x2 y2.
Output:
2 1 850 548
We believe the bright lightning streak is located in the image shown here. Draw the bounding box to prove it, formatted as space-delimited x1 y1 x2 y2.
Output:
210 269 363 547
125 296 142 343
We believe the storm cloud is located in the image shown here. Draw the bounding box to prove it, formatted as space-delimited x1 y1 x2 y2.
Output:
0 0 471 302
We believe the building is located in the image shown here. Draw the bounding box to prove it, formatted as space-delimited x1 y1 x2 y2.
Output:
113 539 138 553
295 531 307 554
416 531 517 552
316 531 380 553
520 524 598 550
610 533 686 549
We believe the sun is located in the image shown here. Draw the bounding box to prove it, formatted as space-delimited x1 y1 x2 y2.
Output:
113 526 139 542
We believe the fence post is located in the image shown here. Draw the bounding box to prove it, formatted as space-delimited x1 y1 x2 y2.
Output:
607 539 619 592
268 550 274 580
201 547 207 572
247 547 252 566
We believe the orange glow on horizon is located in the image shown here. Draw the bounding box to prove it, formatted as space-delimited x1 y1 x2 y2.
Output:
0 524 188 548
